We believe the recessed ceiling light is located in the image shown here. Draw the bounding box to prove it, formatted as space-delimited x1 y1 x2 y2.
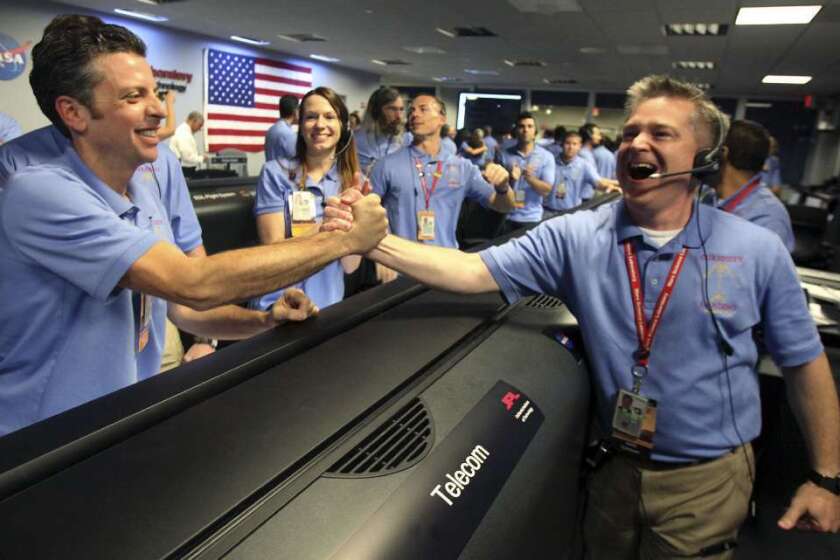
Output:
436 27 456 38
745 102 773 109
230 35 270 46
464 69 500 76
403 46 446 55
310 54 340 63
531 105 540 111
736 6 822 25
579 47 606 54
371 59 387 66
672 61 716 70
134 0 160 5
113 9 168 22
762 75 812 85
663 23 728 36
545 109 553 115
432 76 461 82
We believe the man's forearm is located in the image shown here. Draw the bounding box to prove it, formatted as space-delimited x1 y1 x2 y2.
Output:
526 176 552 196
488 188 515 213
368 235 498 294
170 303 274 339
783 353 840 475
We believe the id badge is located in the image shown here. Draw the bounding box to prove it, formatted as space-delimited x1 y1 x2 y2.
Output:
555 181 566 199
610 389 657 454
133 292 152 353
417 210 436 240
514 189 527 209
291 190 318 237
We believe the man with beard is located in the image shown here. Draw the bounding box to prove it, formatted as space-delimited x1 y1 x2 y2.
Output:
354 86 411 174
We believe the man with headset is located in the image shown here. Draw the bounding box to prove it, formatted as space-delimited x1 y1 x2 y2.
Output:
327 75 840 556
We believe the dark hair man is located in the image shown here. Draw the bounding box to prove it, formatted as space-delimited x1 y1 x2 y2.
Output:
715 120 794 252
579 122 616 179
327 75 840 555
0 15 387 436
264 94 300 161
497 112 555 232
545 131 617 215
356 86 410 174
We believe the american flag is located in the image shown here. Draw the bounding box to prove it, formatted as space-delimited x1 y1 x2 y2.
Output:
204 48 312 152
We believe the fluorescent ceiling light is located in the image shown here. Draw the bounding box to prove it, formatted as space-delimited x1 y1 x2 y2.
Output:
436 27 456 38
663 23 728 36
673 61 715 70
403 46 446 55
464 69 500 76
531 105 540 111
113 9 168 22
745 102 773 109
230 35 270 46
579 47 606 54
762 75 812 85
736 6 821 25
310 54 340 62
371 59 388 66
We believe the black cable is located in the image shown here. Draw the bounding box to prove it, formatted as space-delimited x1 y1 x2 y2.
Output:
694 191 755 487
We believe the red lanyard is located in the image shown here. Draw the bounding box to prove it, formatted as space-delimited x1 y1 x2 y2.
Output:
721 176 761 213
415 158 443 210
623 241 689 367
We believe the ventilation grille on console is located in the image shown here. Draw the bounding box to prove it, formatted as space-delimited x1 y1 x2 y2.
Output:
324 398 434 478
525 294 564 309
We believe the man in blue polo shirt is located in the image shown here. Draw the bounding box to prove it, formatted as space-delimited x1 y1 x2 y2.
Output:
498 112 555 232
545 131 619 215
329 75 839 554
370 94 513 249
580 122 617 179
264 95 299 161
355 87 411 174
0 15 387 436
715 120 794 253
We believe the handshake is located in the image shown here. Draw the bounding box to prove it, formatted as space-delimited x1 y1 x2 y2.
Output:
320 172 388 255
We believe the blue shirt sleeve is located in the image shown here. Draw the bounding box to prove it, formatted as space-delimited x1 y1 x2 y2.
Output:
538 150 555 186
479 219 567 303
463 160 494 206
254 161 291 216
759 239 823 367
159 146 203 253
1 167 158 301
369 157 389 197
583 159 601 185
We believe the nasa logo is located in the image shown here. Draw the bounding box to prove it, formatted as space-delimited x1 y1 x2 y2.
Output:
0 33 30 81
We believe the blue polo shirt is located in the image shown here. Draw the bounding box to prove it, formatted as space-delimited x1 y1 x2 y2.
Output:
760 155 782 189
480 200 822 462
370 145 495 248
545 142 564 160
484 135 499 162
546 155 602 211
252 159 345 310
354 129 411 174
0 113 22 144
579 146 596 168
264 120 297 162
718 173 795 253
0 125 203 254
498 144 555 223
0 149 175 435
593 145 616 179
440 136 457 159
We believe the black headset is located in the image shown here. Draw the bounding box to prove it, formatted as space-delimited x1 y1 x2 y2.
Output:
690 110 727 180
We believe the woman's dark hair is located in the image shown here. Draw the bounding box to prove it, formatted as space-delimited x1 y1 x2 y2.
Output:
295 87 360 191
30 15 147 137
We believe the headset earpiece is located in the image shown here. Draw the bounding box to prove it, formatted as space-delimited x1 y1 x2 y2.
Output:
691 149 719 178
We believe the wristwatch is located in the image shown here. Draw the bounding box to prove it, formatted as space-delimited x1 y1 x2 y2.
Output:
807 470 840 495
194 336 218 349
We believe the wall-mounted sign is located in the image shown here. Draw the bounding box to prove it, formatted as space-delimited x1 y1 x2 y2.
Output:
152 67 193 93
0 33 31 81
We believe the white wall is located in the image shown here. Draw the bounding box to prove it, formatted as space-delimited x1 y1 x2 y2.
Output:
0 0 382 176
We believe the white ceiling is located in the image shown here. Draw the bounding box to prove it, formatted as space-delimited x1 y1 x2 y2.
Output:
53 0 840 98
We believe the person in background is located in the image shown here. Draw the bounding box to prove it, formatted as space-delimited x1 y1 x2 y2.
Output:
349 111 362 130
483 125 498 162
0 112 22 145
265 95 299 162
327 74 840 556
252 87 363 311
170 111 206 175
156 90 177 141
370 94 514 250
761 135 783 195
459 128 488 168
715 120 794 252
440 124 457 158
545 131 618 216
545 125 566 160
580 122 616 179
498 112 555 232
355 86 410 174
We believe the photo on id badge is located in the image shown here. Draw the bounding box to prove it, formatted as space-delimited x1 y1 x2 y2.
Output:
291 190 319 237
611 389 657 451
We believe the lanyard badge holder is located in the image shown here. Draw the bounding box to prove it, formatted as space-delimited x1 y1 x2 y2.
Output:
291 168 319 237
610 241 688 457
415 158 442 241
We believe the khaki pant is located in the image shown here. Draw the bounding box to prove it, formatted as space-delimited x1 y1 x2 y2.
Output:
584 445 754 559
159 318 184 373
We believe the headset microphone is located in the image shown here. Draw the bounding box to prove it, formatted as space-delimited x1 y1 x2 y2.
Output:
641 159 720 180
